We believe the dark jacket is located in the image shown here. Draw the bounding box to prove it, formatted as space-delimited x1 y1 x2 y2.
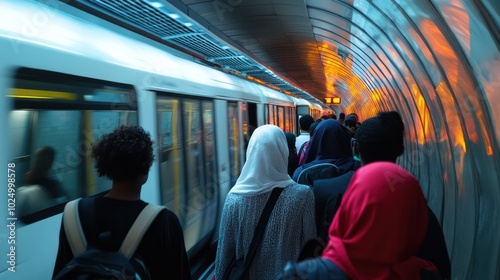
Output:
52 197 191 280
292 120 359 181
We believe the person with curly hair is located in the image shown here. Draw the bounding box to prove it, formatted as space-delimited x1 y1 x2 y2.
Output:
53 125 191 279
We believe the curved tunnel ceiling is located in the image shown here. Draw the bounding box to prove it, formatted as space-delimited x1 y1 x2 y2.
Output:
177 2 500 278
65 0 499 278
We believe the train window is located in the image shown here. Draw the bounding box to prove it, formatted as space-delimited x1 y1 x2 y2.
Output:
157 98 186 219
241 102 249 144
198 101 218 243
268 105 275 125
277 106 285 131
264 105 269 123
228 102 241 186
284 107 290 132
9 68 137 224
240 102 250 160
289 107 296 134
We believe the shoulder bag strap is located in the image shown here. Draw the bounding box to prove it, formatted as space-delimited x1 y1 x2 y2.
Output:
120 204 166 259
242 187 284 276
62 198 86 256
298 141 308 156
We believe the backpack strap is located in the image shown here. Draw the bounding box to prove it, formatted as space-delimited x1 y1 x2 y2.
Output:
120 204 166 259
298 141 308 156
63 198 165 259
63 198 86 256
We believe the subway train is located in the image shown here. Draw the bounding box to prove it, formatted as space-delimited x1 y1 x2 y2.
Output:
0 1 331 278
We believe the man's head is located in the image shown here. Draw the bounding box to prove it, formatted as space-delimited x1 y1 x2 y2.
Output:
91 125 154 182
344 114 357 128
299 115 315 131
339 112 345 120
344 114 358 136
352 111 404 165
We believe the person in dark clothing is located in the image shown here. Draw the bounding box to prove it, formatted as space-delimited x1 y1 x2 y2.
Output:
311 171 353 241
284 132 300 178
52 125 191 280
343 114 358 137
338 112 345 125
297 121 320 166
310 111 450 279
292 119 359 181
296 114 315 153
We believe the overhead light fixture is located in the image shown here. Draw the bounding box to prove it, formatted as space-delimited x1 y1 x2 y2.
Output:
149 2 164 8
168 13 180 19
325 97 341 104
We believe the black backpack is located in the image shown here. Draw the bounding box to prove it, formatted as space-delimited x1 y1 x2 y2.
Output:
53 198 165 280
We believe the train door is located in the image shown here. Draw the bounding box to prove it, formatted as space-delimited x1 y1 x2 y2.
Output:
296 105 311 135
156 95 218 255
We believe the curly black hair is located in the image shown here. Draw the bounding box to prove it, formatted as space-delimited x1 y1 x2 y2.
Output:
91 125 154 181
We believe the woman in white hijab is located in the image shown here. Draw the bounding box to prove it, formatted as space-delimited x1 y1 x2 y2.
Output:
215 125 316 280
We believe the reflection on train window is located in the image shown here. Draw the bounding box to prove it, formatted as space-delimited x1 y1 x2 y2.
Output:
9 68 137 224
228 102 241 187
200 101 217 242
157 96 218 253
241 102 249 145
183 100 204 250
157 98 185 217
287 107 296 133
278 106 285 131
284 107 290 132
268 105 275 125
240 102 252 161
265 106 269 123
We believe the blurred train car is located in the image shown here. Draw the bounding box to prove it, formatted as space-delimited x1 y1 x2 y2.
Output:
0 1 324 278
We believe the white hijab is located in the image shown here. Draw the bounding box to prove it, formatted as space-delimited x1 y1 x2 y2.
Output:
229 125 296 195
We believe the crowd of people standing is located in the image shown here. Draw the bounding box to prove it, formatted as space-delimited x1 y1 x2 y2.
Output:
52 111 450 280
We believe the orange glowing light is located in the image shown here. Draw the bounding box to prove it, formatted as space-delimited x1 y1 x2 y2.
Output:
436 82 466 153
439 0 471 55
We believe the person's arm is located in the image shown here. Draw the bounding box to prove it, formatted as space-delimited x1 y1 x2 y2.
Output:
160 210 192 280
417 206 451 280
